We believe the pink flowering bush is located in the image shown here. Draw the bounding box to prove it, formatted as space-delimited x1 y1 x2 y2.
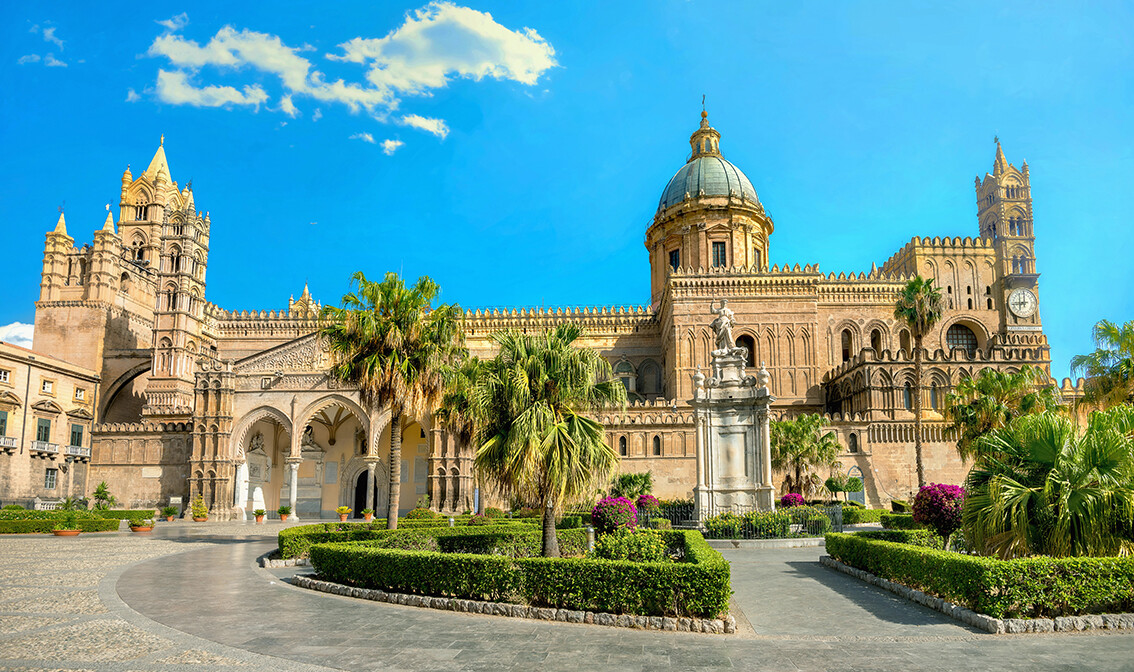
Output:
780 493 806 508
636 494 660 513
912 483 965 549
591 496 638 534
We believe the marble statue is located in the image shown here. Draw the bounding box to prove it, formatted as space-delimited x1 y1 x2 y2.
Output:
709 299 736 354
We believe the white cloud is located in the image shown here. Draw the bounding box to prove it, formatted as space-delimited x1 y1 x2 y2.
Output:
312 108 323 121
350 132 376 143
399 113 448 139
381 139 404 155
41 26 64 50
156 69 268 108
330 2 556 94
17 54 40 65
126 88 141 102
157 12 189 32
43 53 66 67
0 322 34 348
279 94 299 117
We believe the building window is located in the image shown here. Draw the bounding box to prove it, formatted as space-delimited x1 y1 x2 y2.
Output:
668 249 680 271
848 433 858 454
899 330 911 354
0 369 9 384
619 436 627 456
870 329 881 353
841 329 852 362
735 335 756 367
946 324 978 355
712 241 727 268
74 388 85 401
41 380 54 395
45 468 57 490
36 418 51 442
70 424 83 448
930 384 940 410
753 248 762 270
652 435 662 456
987 298 993 310
0 410 7 436
903 384 912 411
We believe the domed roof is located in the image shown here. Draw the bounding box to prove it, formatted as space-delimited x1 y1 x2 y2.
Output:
657 112 761 212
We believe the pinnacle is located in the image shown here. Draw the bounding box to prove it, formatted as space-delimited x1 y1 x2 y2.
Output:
53 211 67 235
102 211 116 234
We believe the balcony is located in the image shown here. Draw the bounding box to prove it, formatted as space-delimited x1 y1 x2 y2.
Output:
64 445 91 461
0 436 16 454
31 440 60 458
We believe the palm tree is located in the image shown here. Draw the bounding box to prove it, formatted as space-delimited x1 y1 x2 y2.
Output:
321 271 464 530
1070 319 1134 410
894 275 945 488
964 407 1134 559
771 413 841 497
944 365 1061 461
435 355 488 513
473 324 627 557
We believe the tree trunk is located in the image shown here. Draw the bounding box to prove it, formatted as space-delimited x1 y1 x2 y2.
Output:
913 335 926 490
475 472 486 515
541 500 560 558
387 411 402 530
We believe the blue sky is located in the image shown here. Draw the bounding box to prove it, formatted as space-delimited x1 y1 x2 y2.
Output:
1 1 1131 380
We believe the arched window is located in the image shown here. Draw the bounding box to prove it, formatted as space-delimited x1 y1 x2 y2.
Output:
946 324 978 355
903 383 912 410
848 433 858 454
930 383 940 409
652 435 661 456
119 272 130 294
619 436 627 457
735 335 756 368
870 329 881 353
899 330 911 355
841 329 852 362
986 298 993 310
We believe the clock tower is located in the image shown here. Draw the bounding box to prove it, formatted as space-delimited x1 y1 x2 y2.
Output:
976 139 1042 333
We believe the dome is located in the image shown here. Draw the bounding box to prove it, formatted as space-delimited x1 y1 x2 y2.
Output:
656 112 761 213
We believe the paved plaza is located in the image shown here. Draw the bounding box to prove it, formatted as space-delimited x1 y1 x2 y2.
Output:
1 524 1132 671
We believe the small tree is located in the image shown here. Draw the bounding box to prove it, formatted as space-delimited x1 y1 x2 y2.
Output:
609 471 653 499
912 483 965 550
824 473 849 502
771 414 841 497
1070 319 1134 410
945 364 1060 461
92 481 117 510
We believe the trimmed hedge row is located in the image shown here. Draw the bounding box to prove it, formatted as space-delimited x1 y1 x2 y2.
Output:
95 509 158 522
0 519 121 534
437 530 587 557
842 507 884 525
825 533 1134 618
309 530 730 617
880 513 923 530
0 509 109 521
279 522 547 559
854 529 943 549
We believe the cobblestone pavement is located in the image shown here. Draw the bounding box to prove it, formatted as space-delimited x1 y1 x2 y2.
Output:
2 524 1133 671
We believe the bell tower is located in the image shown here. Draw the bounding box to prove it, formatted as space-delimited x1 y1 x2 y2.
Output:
976 138 1042 333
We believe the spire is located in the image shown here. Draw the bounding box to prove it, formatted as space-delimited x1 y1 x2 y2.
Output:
145 136 171 180
993 136 1008 176
102 205 116 234
688 107 721 160
53 209 67 235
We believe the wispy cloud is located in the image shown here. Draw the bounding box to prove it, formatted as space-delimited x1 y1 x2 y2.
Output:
381 139 405 155
126 88 141 102
31 24 64 50
279 94 299 117
21 24 68 67
400 114 449 139
17 54 40 65
44 53 66 67
0 322 34 348
350 132 376 143
156 69 268 108
312 108 323 121
157 12 189 32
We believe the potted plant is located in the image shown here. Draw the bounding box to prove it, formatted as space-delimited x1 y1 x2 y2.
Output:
253 509 266 523
129 518 155 533
277 504 292 521
361 507 374 522
336 505 351 522
160 506 178 522
52 512 81 537
190 495 209 522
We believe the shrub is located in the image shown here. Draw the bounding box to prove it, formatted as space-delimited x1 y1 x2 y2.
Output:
797 507 832 536
854 529 944 549
556 515 582 530
191 496 208 518
512 507 540 519
439 529 587 558
485 507 505 518
912 483 965 548
610 471 653 499
277 505 292 517
336 506 352 516
92 481 117 510
96 509 159 523
636 494 660 514
2 504 25 510
780 493 806 508
308 529 730 617
0 509 105 521
843 499 864 508
0 518 120 534
253 509 267 517
160 506 179 518
890 499 911 513
649 518 672 530
405 508 437 520
591 529 670 563
880 513 923 530
825 532 1134 618
278 522 546 559
842 507 884 525
591 497 637 534
703 512 744 539
468 513 492 526
745 510 791 538
53 512 81 531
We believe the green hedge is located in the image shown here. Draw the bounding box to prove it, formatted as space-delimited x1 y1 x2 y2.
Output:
96 509 158 522
309 530 730 617
0 519 121 534
279 522 548 559
437 530 587 557
854 529 943 549
0 509 107 521
880 513 923 530
825 533 1134 618
842 507 884 525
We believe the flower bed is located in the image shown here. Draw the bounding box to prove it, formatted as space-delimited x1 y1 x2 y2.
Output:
825 533 1134 618
308 529 730 618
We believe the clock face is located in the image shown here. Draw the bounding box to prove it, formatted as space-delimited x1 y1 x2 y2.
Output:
1008 288 1038 318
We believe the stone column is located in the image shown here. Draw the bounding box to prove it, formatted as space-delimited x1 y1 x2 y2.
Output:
286 457 301 521
364 458 378 514
759 407 773 488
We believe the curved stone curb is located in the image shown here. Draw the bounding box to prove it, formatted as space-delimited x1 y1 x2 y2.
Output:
820 555 1134 635
292 574 737 634
262 555 309 568
708 537 824 550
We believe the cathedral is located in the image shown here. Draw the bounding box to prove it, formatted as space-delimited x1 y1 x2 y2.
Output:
12 111 1068 518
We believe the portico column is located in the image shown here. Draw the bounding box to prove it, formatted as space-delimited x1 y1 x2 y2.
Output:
286 457 301 521
759 407 773 488
364 458 378 514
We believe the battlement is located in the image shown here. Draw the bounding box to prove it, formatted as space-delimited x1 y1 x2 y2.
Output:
881 235 996 275
822 332 1051 382
463 304 658 334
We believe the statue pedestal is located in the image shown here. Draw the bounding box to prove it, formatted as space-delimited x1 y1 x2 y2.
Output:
690 348 776 522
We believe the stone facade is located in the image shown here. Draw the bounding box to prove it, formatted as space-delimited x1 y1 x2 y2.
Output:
18 114 1084 518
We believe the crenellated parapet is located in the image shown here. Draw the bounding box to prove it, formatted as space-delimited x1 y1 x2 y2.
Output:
463 304 658 336
880 235 996 277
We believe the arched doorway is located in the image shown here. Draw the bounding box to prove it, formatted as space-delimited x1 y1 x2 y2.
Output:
353 471 379 518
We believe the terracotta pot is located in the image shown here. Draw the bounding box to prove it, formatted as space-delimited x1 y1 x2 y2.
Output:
255 515 265 523
165 516 175 522
364 513 373 522
53 529 81 536
193 517 208 522
130 526 153 533
339 514 348 522
280 514 288 521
